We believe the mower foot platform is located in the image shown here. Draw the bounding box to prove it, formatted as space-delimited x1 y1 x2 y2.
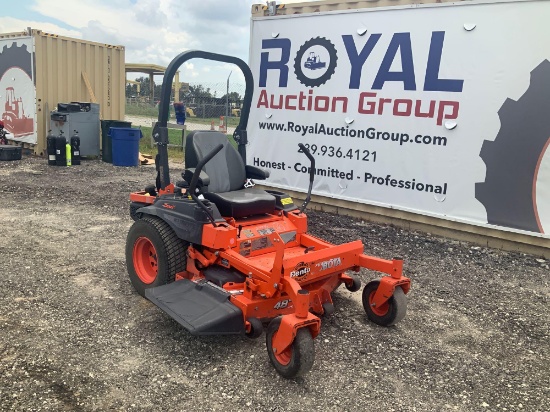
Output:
145 279 245 335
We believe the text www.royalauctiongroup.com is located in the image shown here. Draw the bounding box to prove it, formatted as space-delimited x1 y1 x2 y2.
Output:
258 121 447 146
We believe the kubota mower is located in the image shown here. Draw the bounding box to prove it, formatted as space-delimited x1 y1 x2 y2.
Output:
126 51 411 378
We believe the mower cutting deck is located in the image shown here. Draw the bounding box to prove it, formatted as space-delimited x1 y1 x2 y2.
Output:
125 51 411 378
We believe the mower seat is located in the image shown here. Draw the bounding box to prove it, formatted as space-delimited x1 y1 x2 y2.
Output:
184 131 275 218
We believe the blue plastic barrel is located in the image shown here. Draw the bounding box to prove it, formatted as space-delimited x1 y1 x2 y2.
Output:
173 102 186 125
102 120 131 163
109 127 142 166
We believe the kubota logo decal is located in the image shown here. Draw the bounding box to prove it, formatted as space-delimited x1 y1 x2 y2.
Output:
162 203 175 209
315 257 342 271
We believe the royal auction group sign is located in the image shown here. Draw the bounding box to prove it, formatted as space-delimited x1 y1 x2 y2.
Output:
248 0 550 236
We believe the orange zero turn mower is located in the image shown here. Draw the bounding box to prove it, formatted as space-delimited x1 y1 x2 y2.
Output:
126 51 411 378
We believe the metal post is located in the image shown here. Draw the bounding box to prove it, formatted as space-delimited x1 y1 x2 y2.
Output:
149 73 154 105
226 71 232 123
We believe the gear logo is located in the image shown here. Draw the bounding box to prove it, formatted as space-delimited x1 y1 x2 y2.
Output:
476 60 550 233
293 37 337 87
0 42 32 78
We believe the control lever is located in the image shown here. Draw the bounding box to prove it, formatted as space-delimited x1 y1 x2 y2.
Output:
298 143 315 214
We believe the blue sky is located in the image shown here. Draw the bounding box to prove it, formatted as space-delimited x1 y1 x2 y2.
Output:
0 0 309 87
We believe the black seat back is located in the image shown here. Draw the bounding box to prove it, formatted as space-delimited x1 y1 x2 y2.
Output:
185 131 245 193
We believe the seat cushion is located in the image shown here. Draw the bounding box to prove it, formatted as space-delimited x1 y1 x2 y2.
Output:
185 131 246 193
204 188 275 218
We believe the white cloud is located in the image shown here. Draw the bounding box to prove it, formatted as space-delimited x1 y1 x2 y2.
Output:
0 16 81 39
25 0 251 61
1 0 318 87
133 0 168 27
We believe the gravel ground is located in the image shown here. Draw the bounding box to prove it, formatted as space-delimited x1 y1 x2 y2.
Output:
0 156 548 412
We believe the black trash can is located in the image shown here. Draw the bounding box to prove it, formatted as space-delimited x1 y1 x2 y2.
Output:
101 120 131 163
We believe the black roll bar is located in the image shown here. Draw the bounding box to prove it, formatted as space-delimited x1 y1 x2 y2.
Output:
154 50 254 190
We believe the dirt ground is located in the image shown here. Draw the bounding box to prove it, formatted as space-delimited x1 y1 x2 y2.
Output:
0 156 548 412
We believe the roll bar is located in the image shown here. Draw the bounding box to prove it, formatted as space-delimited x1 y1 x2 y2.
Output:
153 50 254 190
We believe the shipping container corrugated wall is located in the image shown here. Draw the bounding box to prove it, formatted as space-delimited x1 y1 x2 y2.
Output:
251 0 468 15
0 29 125 155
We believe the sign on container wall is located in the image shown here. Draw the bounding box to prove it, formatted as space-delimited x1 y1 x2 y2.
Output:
0 36 36 144
248 0 550 236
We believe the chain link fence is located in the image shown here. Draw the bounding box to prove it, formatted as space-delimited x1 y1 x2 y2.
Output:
126 82 246 149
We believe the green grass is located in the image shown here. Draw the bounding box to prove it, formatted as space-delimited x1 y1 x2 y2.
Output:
138 125 237 161
126 104 169 119
187 117 240 127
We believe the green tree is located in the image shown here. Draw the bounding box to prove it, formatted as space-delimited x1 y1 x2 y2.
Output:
126 83 138 97
188 84 214 98
220 91 242 101
130 76 163 103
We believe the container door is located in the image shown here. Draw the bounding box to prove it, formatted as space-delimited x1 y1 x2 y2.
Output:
0 35 37 144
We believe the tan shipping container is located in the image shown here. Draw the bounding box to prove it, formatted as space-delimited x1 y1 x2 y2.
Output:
0 28 125 155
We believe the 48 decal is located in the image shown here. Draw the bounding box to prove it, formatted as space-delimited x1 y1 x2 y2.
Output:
274 299 291 310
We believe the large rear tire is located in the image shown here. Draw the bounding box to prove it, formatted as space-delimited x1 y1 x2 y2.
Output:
126 216 188 297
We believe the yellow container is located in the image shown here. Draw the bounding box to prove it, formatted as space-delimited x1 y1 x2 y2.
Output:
65 143 72 166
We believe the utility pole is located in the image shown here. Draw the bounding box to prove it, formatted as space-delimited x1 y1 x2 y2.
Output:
226 71 232 123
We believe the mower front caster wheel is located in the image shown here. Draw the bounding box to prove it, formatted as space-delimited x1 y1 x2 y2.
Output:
245 317 263 339
345 274 362 292
322 302 335 316
266 317 314 378
362 280 407 326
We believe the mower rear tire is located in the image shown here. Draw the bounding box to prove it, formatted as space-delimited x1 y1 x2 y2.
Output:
362 280 407 326
126 216 188 297
345 274 361 292
245 317 263 339
266 317 314 378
